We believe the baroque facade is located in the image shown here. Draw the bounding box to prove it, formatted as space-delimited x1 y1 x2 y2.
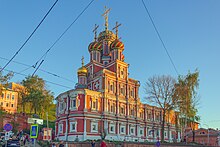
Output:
55 8 181 142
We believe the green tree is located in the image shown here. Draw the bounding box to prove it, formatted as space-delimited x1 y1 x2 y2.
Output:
145 75 177 142
21 75 54 117
173 70 199 140
0 69 13 94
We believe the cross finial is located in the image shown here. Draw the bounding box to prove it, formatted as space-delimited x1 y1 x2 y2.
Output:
81 56 84 67
102 6 111 31
112 21 121 39
93 24 99 41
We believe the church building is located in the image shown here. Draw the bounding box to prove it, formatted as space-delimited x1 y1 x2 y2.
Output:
55 7 181 142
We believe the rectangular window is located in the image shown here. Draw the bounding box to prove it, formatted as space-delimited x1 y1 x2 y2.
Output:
120 107 124 114
59 124 63 134
11 104 14 107
7 94 10 99
70 122 77 132
140 129 143 135
71 99 76 108
164 131 167 137
11 95 15 100
6 103 9 107
130 127 135 135
91 122 98 133
120 126 125 134
92 101 96 109
1 93 4 99
59 102 65 112
0 102 3 106
109 124 115 133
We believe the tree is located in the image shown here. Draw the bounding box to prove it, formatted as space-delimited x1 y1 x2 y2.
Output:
145 75 177 142
0 69 13 94
20 75 54 117
173 70 199 141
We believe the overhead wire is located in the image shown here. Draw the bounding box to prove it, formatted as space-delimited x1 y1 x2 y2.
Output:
0 56 75 83
0 0 59 72
31 0 95 76
141 0 179 75
0 67 72 89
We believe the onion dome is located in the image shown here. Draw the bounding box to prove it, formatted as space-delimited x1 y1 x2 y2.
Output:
88 41 102 52
110 39 124 51
77 56 88 76
98 30 116 42
77 66 87 76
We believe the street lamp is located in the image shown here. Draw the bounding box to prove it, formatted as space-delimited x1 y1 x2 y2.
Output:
203 124 209 145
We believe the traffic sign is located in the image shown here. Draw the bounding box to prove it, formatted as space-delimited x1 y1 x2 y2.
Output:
4 132 10 141
43 128 52 141
30 124 38 139
156 141 160 147
3 123 13 132
28 118 43 125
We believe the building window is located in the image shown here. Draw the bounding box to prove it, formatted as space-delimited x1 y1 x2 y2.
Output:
6 103 9 107
120 106 124 114
147 128 152 136
11 95 15 100
109 124 115 133
71 99 76 108
147 112 151 120
1 93 4 99
130 127 135 135
120 126 125 134
11 104 14 107
91 122 98 133
91 99 98 111
70 122 77 132
7 94 10 99
59 102 65 112
164 131 167 137
139 128 144 136
0 102 3 106
58 124 63 134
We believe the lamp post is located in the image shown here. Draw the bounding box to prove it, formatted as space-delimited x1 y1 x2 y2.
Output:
203 124 209 145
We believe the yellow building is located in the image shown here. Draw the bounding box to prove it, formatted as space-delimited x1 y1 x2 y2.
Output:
0 82 20 113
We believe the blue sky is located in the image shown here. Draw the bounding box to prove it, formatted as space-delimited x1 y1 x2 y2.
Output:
0 0 219 129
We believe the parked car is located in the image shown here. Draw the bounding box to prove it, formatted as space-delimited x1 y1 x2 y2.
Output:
6 137 20 147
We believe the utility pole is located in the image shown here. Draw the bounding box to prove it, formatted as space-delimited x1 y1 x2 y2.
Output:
46 112 49 141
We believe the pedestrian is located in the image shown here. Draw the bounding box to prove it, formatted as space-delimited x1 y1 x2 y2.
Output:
100 140 107 147
59 141 64 147
51 142 56 147
91 140 95 147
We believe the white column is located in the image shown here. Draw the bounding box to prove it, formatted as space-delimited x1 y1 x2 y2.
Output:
83 118 87 141
170 130 172 142
84 93 87 112
65 119 68 141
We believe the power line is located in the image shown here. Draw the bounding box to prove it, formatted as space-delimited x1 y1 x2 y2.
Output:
32 0 95 76
0 67 72 89
0 0 59 72
141 0 179 75
0 56 75 83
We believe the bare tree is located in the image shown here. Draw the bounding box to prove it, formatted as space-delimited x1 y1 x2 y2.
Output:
145 75 177 142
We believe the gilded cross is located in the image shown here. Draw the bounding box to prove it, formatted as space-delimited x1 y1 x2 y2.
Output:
112 21 121 39
102 6 111 31
81 56 84 67
93 24 99 41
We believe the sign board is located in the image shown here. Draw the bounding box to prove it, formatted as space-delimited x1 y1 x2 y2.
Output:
28 118 43 125
4 132 10 141
43 128 52 141
30 124 38 139
156 141 160 147
3 123 13 132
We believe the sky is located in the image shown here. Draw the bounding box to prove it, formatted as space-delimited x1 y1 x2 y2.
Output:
0 0 219 129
